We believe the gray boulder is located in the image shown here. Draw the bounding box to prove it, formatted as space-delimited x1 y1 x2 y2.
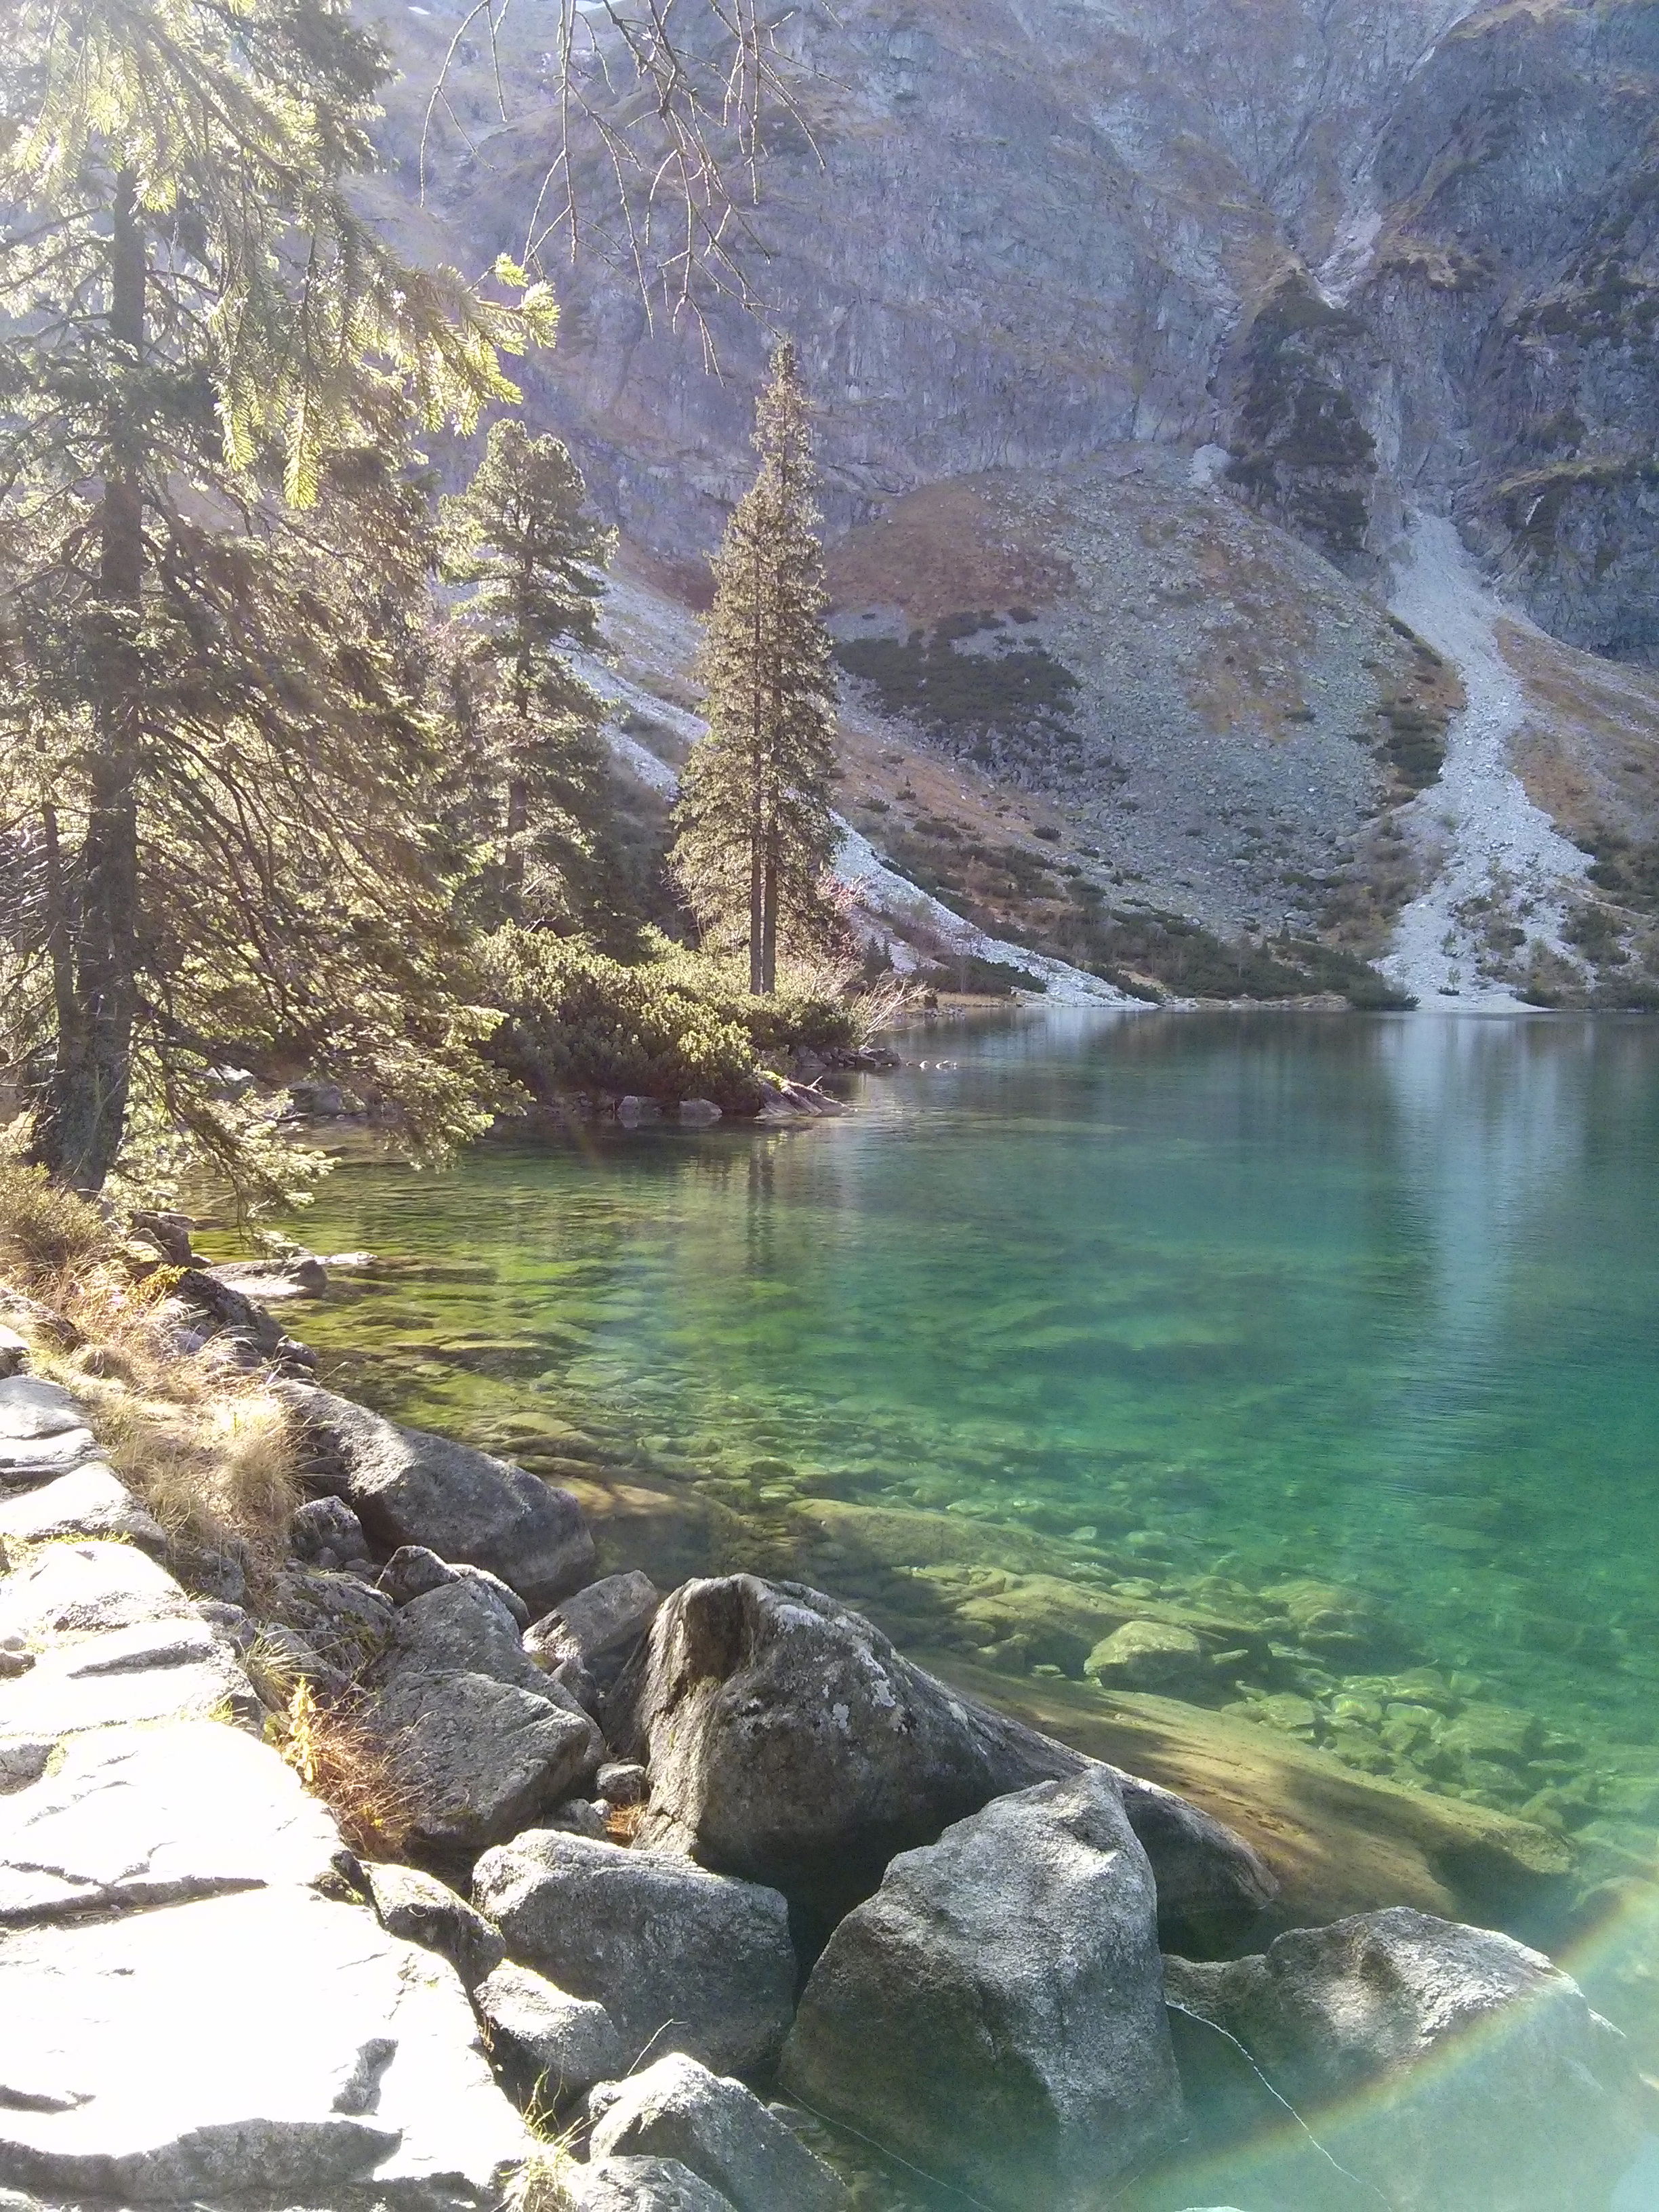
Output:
473 1829 796 2079
527 1570 660 1673
289 1494 371 1568
0 1327 30 1379
364 1861 506 1988
0 1463 165 1555
281 1382 595 1610
472 1960 625 2097
0 1539 192 1645
588 2055 848 2212
273 1563 395 1681
0 1423 97 1488
365 1583 601 1853
378 1542 531 1629
1164 1908 1641 2212
613 1574 1273 1952
565 2157 736 2212
781 1769 1182 2211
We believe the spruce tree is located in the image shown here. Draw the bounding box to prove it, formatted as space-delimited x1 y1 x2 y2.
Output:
0 0 554 1193
672 341 839 994
438 422 627 941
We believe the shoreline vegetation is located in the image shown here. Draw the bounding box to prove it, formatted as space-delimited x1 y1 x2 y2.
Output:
0 1163 1654 2211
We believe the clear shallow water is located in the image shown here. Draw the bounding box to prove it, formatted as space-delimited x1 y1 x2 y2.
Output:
269 1006 1659 2206
280 1007 1659 1761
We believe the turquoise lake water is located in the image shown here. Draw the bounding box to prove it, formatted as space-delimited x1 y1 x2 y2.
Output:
283 1006 1659 1761
272 1005 1659 2206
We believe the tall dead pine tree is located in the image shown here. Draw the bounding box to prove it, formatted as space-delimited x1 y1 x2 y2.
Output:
672 341 838 994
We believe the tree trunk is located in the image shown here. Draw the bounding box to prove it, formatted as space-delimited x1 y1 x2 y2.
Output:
748 806 766 995
33 170 145 1191
760 843 779 996
747 537 767 994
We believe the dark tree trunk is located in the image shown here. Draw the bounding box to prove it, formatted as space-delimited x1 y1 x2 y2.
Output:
760 845 779 996
33 170 145 1191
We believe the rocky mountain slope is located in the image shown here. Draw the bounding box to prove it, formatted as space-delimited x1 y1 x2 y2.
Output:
361 0 1659 1004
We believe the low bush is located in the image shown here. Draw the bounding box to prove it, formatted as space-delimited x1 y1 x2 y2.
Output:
485 929 858 1111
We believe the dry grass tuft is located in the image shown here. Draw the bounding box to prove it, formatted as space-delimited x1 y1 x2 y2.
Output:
269 1679 416 1859
0 1164 115 1288
0 1162 304 1566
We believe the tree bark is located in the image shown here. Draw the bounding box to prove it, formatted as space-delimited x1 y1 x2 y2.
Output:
33 170 146 1191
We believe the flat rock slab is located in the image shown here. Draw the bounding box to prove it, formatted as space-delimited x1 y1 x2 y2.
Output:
0 1618 260 1744
0 1542 194 1647
0 1886 529 2206
0 1379 86 1441
0 1464 166 1555
474 1830 796 2081
0 1428 98 1489
0 1719 346 1923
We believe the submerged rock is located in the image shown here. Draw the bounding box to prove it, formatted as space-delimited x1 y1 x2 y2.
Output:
472 1828 796 2080
781 1769 1182 2211
1165 1907 1640 2212
1086 1618 1208 1692
588 2054 848 2212
281 1381 596 1610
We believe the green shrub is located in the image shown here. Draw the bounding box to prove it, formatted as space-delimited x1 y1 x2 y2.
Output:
484 931 857 1111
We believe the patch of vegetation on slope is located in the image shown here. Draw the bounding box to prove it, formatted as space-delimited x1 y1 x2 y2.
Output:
835 613 1083 775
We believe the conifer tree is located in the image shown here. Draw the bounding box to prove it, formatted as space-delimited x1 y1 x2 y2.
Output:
0 0 555 1193
671 341 839 994
439 422 628 941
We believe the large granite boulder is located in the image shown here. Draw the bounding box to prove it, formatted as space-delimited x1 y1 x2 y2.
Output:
0 1719 346 1924
1164 1908 1641 2212
781 1769 1182 2211
526 1570 661 1675
0 1887 527 2205
613 1574 1273 1950
281 1382 595 1610
365 1581 601 1853
588 2055 847 2212
472 1829 796 2079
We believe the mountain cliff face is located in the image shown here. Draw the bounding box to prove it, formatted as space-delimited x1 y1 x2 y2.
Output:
371 0 1659 659
364 0 1659 1001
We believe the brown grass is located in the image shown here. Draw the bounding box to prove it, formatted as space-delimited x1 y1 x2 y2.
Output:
0 1164 301 1565
268 1679 415 1859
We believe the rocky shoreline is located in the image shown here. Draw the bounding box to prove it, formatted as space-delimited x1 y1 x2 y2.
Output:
0 1256 1649 2212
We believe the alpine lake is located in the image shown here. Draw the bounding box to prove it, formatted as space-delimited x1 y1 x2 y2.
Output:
260 1004 1659 2177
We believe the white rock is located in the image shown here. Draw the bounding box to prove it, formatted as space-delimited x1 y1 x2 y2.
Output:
588 2055 848 2212
0 1378 85 1441
0 1540 192 1645
0 1427 98 1488
0 1462 165 1555
0 1719 345 1923
0 1887 530 2205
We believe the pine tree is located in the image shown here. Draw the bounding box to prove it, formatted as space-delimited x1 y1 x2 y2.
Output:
0 0 556 1193
672 341 840 994
438 422 628 941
